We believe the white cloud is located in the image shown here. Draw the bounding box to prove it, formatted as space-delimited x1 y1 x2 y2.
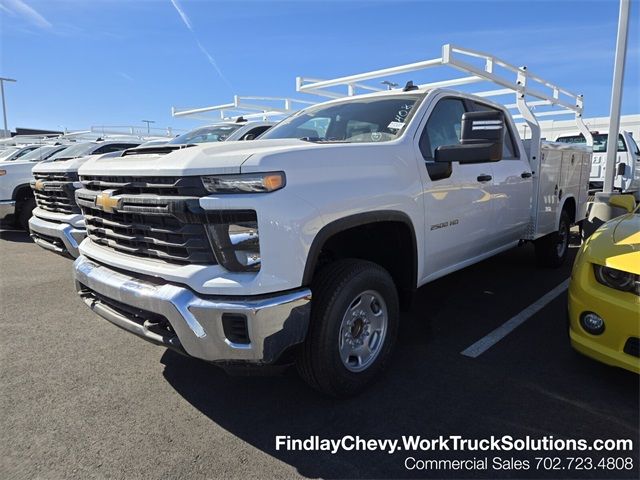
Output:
3 0 52 29
118 72 134 82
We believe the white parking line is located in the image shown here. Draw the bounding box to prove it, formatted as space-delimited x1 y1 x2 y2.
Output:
461 278 570 358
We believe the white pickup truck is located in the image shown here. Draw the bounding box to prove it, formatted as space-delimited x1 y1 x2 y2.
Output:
29 140 143 257
0 144 69 229
72 45 593 396
556 130 640 200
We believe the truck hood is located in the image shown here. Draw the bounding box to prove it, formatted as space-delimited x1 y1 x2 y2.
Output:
0 159 34 170
77 139 347 176
32 154 102 174
583 212 640 275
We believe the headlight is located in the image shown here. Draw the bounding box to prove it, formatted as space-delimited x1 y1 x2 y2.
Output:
593 265 639 295
205 210 260 272
201 172 285 194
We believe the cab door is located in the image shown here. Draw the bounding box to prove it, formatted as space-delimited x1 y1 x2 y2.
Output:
469 101 533 247
415 96 496 280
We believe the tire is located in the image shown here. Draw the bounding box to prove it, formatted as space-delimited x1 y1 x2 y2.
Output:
535 209 570 268
297 259 399 397
17 197 35 231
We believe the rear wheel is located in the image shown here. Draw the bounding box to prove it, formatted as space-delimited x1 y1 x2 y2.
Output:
17 197 35 231
535 209 570 268
297 259 399 397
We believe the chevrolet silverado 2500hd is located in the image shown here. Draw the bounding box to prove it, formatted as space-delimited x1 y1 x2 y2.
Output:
29 140 142 257
72 45 593 396
0 144 69 229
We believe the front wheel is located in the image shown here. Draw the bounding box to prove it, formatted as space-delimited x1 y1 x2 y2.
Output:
297 259 399 397
17 197 36 231
535 209 571 268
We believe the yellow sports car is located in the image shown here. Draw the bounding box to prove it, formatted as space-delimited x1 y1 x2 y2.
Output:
568 196 640 374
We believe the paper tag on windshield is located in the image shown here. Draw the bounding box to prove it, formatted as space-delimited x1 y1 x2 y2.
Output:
387 121 405 130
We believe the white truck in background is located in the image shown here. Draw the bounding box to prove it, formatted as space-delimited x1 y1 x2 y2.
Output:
0 144 70 229
29 139 145 257
72 45 593 396
556 130 640 200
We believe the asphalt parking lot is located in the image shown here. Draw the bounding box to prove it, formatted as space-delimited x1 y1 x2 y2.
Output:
1 228 638 479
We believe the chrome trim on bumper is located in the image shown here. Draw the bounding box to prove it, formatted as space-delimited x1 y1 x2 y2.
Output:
28 215 85 258
73 256 311 364
0 200 16 221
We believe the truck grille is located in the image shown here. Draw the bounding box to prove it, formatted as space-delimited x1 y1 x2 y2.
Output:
32 172 81 215
76 175 216 265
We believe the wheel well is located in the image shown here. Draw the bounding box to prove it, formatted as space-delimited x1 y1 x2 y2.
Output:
304 214 417 310
562 197 576 224
12 184 33 208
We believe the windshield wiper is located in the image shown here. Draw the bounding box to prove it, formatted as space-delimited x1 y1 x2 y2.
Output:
299 137 348 144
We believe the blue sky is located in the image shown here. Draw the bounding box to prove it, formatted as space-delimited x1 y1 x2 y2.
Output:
1 0 638 133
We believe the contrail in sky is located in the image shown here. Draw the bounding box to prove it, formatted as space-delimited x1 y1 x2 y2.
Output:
169 0 232 89
3 0 52 29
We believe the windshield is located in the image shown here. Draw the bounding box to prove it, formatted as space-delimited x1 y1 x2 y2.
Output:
0 147 19 161
168 124 242 144
48 142 97 161
556 133 626 153
261 95 422 143
20 145 65 162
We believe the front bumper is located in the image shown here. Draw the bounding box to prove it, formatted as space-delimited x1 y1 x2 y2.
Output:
0 200 16 221
568 261 640 374
73 255 312 364
29 215 85 258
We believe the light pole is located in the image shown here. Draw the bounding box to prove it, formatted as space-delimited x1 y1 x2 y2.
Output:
0 77 17 138
584 0 632 237
141 119 155 135
603 0 630 193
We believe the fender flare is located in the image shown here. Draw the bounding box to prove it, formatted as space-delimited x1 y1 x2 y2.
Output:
558 194 577 224
302 210 418 288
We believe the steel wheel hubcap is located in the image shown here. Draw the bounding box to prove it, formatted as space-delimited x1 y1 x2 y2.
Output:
338 290 388 372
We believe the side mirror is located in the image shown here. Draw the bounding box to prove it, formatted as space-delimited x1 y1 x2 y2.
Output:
616 163 626 176
242 134 256 141
435 110 504 164
608 194 636 213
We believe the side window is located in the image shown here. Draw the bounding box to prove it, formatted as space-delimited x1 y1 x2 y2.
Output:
93 145 118 154
94 144 136 154
295 117 331 139
15 147 37 159
471 101 518 159
627 135 640 155
346 120 378 140
617 134 627 152
419 98 466 160
244 126 271 139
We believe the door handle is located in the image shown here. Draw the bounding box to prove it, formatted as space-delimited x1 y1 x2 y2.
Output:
521 171 532 178
477 174 492 182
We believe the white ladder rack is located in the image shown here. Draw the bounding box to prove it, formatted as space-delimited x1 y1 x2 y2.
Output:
171 95 315 122
89 125 178 139
296 43 594 160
